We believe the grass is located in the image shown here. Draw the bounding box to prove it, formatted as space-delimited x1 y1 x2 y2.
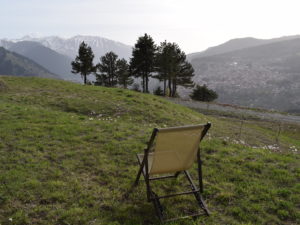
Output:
0 76 299 225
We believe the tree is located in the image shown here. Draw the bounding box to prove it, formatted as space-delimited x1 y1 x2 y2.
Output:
130 33 156 93
116 58 133 88
95 51 118 87
175 61 194 95
190 85 218 102
155 41 194 97
154 41 169 95
71 42 95 84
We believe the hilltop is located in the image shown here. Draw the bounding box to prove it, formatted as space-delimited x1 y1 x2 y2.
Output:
0 76 299 224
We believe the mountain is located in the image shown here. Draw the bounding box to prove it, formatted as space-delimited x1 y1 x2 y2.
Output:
1 41 81 82
185 37 300 112
187 35 300 61
0 35 133 83
0 47 58 79
9 35 133 61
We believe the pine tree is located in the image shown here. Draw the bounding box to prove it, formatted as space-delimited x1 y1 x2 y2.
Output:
155 41 194 97
154 41 170 95
95 51 118 87
175 61 194 94
116 58 133 88
190 85 218 102
71 42 95 84
130 33 156 93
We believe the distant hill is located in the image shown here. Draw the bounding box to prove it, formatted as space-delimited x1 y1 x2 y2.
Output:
7 35 133 61
184 37 300 112
0 47 58 79
187 35 300 61
1 41 81 82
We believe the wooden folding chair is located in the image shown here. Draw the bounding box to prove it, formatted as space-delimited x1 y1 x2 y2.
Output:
132 123 211 223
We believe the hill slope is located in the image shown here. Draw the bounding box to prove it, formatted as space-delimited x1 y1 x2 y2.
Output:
186 38 300 112
187 35 300 60
6 41 81 82
0 76 299 225
0 47 58 79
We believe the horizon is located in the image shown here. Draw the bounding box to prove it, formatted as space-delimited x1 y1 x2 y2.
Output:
2 33 300 55
2 0 300 53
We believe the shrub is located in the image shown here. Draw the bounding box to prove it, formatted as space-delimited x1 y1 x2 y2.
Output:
153 86 164 96
190 84 218 102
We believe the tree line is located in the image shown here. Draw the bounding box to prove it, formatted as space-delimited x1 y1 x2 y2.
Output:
71 33 217 101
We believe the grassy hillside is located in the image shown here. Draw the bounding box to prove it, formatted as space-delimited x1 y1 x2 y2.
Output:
0 76 299 225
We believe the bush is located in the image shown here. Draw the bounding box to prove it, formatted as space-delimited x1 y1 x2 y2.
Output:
190 84 218 102
153 86 164 96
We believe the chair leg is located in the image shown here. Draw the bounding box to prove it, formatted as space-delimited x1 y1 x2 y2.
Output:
197 153 204 193
184 171 210 216
123 155 145 199
134 155 146 186
151 191 164 222
174 171 181 178
134 163 143 186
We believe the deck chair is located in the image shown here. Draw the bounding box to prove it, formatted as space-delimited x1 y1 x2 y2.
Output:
132 123 211 223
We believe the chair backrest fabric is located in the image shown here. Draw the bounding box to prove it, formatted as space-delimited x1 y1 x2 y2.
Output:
149 124 207 175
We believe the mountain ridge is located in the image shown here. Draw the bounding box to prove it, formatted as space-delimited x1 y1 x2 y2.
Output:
0 47 58 79
6 41 81 82
6 35 133 60
187 35 300 60
0 35 133 83
186 37 300 112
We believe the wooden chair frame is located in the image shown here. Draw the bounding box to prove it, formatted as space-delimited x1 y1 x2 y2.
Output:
133 123 211 223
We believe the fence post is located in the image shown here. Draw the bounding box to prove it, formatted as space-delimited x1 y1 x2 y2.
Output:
276 122 282 144
239 120 244 140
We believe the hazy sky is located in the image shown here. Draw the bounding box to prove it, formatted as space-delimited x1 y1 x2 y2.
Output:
1 0 300 53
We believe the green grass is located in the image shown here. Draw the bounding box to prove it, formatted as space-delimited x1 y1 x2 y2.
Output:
0 76 299 225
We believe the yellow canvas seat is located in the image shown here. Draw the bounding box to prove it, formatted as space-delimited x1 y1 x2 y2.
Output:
132 123 211 222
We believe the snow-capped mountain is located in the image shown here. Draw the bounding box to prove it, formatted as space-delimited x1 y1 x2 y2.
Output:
8 35 132 60
0 35 133 83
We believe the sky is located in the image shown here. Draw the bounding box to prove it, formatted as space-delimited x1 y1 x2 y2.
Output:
1 0 300 53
